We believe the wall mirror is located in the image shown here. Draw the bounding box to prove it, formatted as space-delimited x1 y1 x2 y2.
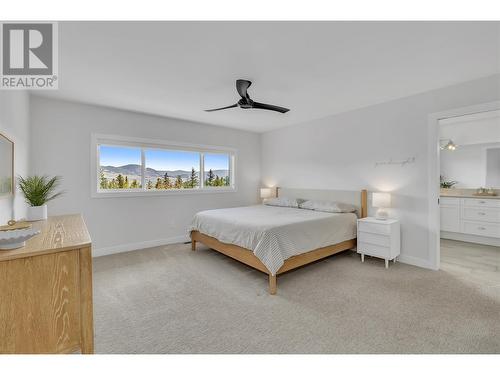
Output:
0 133 14 196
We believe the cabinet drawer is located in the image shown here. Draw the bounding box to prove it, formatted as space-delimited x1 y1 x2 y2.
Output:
440 197 460 206
358 232 390 247
357 242 390 258
461 220 500 238
462 207 500 223
357 221 390 235
463 198 500 208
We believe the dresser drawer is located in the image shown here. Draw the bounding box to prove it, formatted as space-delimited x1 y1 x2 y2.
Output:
358 232 390 247
462 207 500 223
463 198 500 208
357 242 390 258
358 221 391 235
461 220 500 238
440 197 460 206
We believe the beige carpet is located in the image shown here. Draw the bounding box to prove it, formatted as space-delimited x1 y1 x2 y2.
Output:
92 242 500 354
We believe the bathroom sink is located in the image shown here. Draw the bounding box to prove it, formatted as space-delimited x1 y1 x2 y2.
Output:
0 227 41 250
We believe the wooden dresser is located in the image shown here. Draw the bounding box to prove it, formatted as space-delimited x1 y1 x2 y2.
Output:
0 214 94 354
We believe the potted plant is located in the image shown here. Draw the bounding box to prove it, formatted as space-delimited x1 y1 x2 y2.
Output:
18 175 64 221
440 175 458 189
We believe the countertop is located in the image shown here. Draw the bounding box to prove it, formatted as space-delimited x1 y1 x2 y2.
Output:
440 194 500 199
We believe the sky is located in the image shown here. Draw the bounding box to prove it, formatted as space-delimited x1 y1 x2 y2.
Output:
99 145 229 171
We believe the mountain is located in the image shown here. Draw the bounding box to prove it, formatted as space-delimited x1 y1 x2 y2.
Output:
100 164 228 181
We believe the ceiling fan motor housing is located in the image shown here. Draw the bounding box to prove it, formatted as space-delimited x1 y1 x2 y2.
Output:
238 98 254 109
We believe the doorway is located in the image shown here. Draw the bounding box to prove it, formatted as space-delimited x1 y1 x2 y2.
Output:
428 102 500 292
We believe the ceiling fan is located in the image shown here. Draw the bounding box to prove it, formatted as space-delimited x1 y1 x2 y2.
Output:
205 79 290 113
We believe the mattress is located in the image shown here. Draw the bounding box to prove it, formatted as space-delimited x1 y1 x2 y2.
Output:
190 205 357 275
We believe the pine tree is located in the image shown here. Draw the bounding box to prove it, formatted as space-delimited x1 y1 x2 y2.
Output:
155 177 163 189
163 172 171 189
131 179 138 189
175 175 183 189
124 176 129 189
117 174 124 189
100 171 108 189
206 169 215 186
188 167 198 188
146 179 153 190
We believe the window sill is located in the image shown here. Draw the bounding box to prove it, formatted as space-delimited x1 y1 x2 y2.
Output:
91 187 237 198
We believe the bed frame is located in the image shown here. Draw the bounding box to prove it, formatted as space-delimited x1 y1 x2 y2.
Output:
191 188 368 295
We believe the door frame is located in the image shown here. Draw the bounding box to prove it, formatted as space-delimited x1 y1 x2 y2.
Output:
427 100 500 270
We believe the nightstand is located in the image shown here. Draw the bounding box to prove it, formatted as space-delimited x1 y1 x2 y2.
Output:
357 217 400 268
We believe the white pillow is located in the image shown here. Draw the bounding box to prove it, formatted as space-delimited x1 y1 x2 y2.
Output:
299 199 357 213
263 197 304 208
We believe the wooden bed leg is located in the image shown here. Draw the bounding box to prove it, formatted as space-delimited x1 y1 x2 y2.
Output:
269 274 277 295
191 239 196 251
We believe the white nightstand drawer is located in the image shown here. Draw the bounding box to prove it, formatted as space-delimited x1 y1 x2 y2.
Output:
358 221 391 235
358 232 390 247
462 207 500 223
357 242 390 258
357 217 400 268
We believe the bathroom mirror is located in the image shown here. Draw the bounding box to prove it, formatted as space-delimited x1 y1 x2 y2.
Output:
440 143 500 188
0 133 14 196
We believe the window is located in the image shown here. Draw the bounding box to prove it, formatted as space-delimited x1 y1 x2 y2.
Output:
92 134 235 197
204 153 230 187
99 145 142 190
144 149 200 190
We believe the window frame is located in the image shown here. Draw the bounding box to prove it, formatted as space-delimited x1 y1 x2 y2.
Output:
91 133 237 198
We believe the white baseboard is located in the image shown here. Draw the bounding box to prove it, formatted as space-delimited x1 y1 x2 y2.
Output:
93 234 190 257
441 231 500 247
398 254 435 270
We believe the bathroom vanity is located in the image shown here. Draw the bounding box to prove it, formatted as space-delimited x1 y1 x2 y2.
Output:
440 190 500 246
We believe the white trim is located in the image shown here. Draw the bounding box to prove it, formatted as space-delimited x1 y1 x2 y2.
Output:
92 234 190 257
90 133 237 198
439 109 500 125
427 101 500 271
92 187 237 198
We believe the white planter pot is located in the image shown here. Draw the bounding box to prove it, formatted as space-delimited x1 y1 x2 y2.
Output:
27 205 47 221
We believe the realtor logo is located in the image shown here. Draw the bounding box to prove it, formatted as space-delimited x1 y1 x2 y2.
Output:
1 22 58 89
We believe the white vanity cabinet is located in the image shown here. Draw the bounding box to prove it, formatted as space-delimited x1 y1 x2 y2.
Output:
440 196 500 243
440 197 460 232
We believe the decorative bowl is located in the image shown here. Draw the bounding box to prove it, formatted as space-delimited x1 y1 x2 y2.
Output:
0 228 41 250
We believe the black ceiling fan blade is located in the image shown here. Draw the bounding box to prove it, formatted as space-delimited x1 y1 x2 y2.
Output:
236 79 252 99
252 101 290 113
205 104 238 112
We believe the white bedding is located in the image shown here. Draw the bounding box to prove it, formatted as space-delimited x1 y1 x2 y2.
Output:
190 205 357 275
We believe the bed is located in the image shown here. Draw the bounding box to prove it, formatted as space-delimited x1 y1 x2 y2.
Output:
190 188 367 294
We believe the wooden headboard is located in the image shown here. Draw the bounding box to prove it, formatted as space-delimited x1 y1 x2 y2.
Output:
276 187 368 218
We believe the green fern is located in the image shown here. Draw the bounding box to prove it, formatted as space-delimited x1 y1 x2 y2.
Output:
18 175 64 207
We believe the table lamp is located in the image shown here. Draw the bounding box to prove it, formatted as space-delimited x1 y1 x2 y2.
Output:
372 192 391 220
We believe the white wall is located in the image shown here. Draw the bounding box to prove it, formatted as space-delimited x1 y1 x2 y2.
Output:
30 96 261 255
0 92 30 224
261 74 500 268
440 143 500 188
440 110 500 145
486 148 500 187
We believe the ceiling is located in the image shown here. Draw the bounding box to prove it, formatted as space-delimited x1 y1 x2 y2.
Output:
35 21 500 132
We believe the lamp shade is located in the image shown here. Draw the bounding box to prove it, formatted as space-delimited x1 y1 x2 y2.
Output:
372 192 391 208
260 187 274 199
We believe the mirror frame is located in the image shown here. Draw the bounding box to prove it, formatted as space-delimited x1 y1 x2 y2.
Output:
0 132 14 197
